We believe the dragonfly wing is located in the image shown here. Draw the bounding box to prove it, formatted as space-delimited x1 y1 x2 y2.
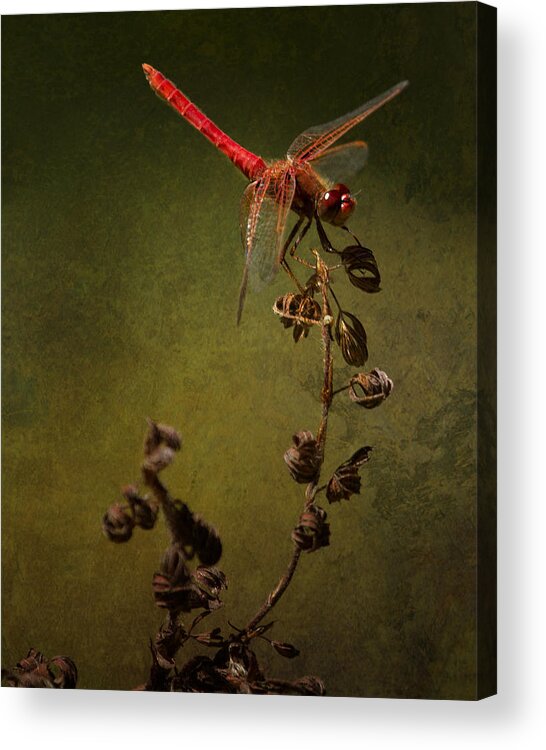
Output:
237 168 296 323
287 80 408 163
309 140 368 185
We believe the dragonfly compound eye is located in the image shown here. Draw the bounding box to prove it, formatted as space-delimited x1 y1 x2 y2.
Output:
317 183 356 227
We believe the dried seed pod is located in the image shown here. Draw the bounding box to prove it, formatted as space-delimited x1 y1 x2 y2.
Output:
153 545 195 611
290 675 326 696
334 310 368 366
193 566 228 595
16 648 46 673
192 627 224 646
2 649 77 690
144 419 182 456
102 503 134 543
273 292 322 343
152 572 194 612
326 446 373 503
172 655 235 693
271 641 300 659
48 655 78 689
348 368 393 408
284 431 321 484
341 245 381 293
291 504 330 552
154 620 186 670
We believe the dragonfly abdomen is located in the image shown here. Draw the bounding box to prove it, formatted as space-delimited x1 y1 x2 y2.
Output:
143 64 266 181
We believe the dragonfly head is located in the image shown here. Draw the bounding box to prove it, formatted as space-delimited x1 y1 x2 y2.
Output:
316 183 356 227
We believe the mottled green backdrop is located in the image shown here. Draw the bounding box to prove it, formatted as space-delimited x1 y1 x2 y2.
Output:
2 3 479 698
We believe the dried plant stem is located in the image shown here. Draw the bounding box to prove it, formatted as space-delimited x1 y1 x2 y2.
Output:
245 546 302 633
244 254 334 633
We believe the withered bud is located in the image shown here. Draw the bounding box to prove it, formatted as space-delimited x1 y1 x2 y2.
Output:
271 641 300 659
142 445 176 473
334 310 368 367
326 446 373 503
284 431 321 484
348 368 393 408
102 503 134 543
144 419 182 456
291 504 330 552
152 572 193 612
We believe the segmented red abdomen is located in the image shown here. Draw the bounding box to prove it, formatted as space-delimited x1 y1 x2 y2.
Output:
143 64 266 182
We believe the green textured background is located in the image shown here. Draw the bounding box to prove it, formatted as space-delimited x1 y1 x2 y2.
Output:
2 3 478 698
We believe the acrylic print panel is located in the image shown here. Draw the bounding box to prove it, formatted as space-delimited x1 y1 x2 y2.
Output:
1 2 496 698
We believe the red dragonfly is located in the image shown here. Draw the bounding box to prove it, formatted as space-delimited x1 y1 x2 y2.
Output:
142 64 408 322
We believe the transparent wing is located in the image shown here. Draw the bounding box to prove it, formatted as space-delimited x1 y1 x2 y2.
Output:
309 140 368 185
287 80 409 163
237 167 296 323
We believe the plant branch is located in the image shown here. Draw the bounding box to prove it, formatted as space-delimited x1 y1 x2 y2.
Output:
244 252 335 633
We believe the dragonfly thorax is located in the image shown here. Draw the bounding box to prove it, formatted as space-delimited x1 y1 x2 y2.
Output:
316 183 356 227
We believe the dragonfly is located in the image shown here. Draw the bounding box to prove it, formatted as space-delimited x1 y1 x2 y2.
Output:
142 64 408 322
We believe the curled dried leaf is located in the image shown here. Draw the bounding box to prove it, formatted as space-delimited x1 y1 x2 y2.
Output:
144 419 182 456
48 655 78 689
132 497 159 530
341 245 381 293
142 445 176 473
161 500 223 566
334 310 368 367
284 431 321 484
349 368 393 408
326 446 373 503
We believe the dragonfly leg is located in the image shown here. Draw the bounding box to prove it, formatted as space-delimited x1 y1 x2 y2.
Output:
280 216 313 291
281 257 306 293
289 217 314 268
314 212 338 255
